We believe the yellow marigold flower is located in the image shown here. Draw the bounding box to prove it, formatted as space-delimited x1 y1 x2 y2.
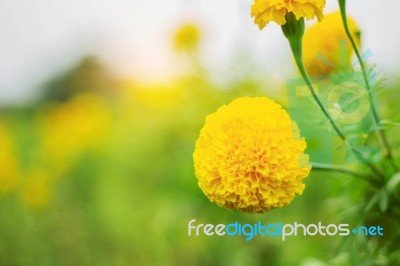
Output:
0 119 19 194
251 0 326 29
193 97 310 213
303 11 360 76
173 23 201 52
38 93 110 175
41 93 109 152
133 85 184 110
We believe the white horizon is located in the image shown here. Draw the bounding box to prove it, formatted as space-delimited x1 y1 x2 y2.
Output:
0 0 399 104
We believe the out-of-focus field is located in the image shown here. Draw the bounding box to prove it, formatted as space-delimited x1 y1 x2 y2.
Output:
1 23 400 266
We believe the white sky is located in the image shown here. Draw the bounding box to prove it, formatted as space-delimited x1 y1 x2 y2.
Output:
0 0 399 104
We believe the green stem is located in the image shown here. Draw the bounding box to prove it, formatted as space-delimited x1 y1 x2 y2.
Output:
311 162 379 187
338 0 398 172
286 35 385 180
289 37 346 140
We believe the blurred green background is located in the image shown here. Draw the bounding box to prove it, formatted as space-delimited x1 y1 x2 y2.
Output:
0 54 349 265
1 1 400 265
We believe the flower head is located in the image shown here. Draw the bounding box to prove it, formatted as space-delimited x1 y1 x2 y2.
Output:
0 119 19 194
193 97 310 213
251 0 326 29
38 93 110 175
303 11 360 76
40 93 110 154
173 23 201 52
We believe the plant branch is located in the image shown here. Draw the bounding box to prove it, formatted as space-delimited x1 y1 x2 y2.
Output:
282 15 385 180
311 162 379 187
338 0 398 172
284 29 385 180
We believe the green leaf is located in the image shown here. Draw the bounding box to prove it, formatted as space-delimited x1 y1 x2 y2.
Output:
378 189 388 213
334 233 352 256
380 120 400 127
386 173 400 194
349 235 359 266
365 191 380 213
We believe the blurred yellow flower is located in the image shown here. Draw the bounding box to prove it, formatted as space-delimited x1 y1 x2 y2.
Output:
251 0 326 29
38 93 110 175
193 97 310 213
303 11 360 76
20 168 52 209
173 23 201 52
0 120 19 194
132 85 184 110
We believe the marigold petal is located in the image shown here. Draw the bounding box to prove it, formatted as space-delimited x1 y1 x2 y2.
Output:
251 0 326 29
